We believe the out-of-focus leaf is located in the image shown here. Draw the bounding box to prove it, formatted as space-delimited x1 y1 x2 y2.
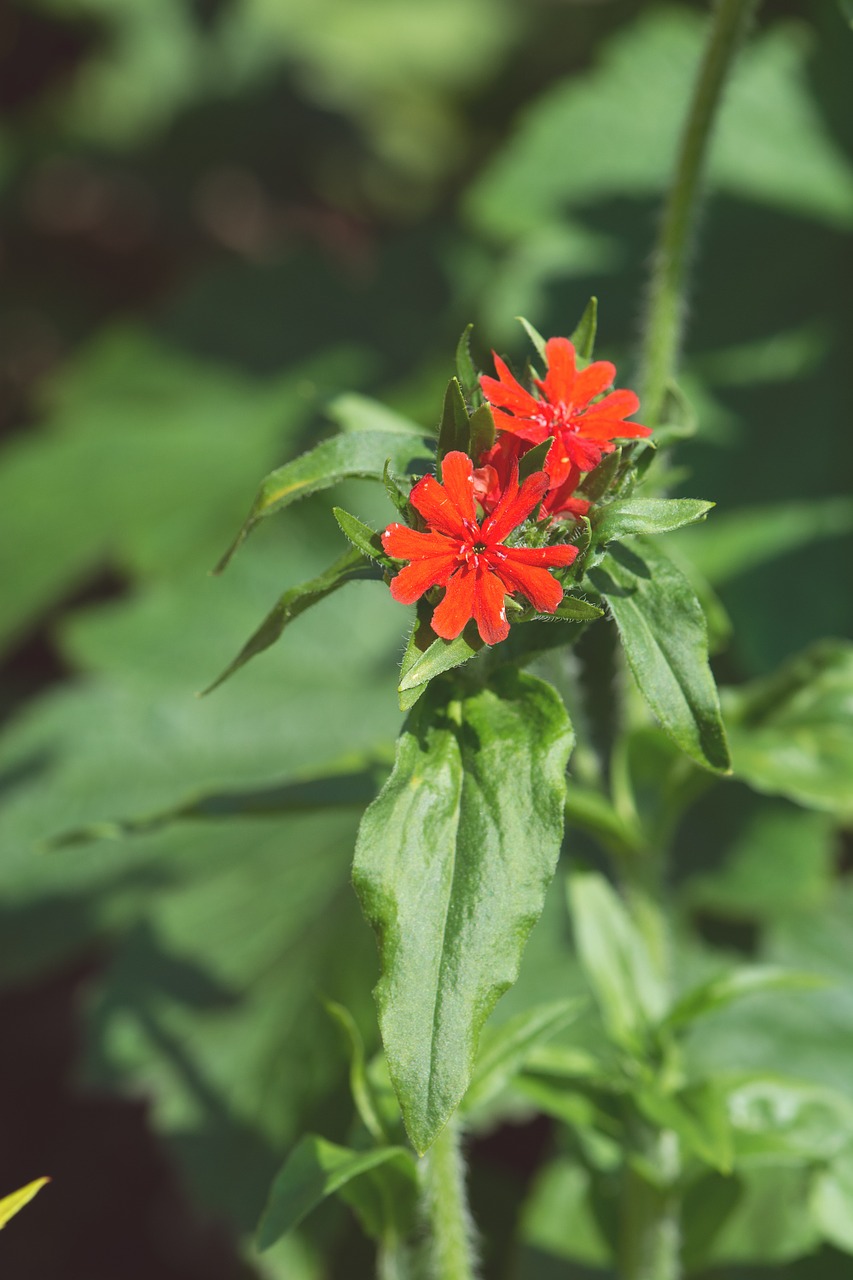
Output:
564 785 642 859
722 641 853 816
665 967 827 1032
681 1171 742 1273
216 430 431 571
519 1159 612 1266
323 1001 388 1143
670 497 853 585
593 498 713 546
726 1077 853 1164
707 1165 821 1265
811 1146 853 1253
463 998 584 1114
590 541 730 773
567 870 667 1050
638 1082 732 1173
0 1178 50 1229
256 1136 414 1250
467 12 853 238
327 393 424 435
353 671 573 1153
204 547 379 693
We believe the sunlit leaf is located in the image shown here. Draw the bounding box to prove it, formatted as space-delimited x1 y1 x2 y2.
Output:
0 1178 50 1229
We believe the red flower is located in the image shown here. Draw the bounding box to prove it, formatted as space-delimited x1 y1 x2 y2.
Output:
474 434 591 521
381 451 578 646
480 336 651 490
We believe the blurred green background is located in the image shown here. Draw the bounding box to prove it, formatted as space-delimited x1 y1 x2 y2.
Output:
0 0 851 1276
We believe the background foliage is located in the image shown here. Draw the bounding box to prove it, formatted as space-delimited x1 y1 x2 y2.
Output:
0 0 851 1276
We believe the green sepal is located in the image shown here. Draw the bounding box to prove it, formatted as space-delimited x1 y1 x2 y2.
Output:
570 296 598 362
437 378 471 472
354 672 574 1153
203 547 379 694
581 448 622 502
215 430 431 572
593 497 714 546
333 506 394 568
518 437 554 480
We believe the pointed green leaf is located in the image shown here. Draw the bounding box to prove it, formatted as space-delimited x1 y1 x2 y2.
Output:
464 998 584 1113
517 316 548 361
333 507 394 568
637 1082 733 1173
546 596 603 623
593 498 713 545
353 671 574 1153
0 1178 50 1229
518 437 555 480
204 547 379 693
398 627 483 693
468 402 496 460
455 324 480 401
811 1147 853 1253
722 641 853 816
383 460 413 516
580 448 622 501
590 540 730 773
665 966 827 1031
216 430 431 571
564 786 643 858
256 1137 413 1251
570 297 598 361
437 378 471 469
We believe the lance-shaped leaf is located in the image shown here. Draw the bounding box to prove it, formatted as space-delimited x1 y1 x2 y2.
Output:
437 378 471 469
204 547 379 693
455 324 480 402
593 497 713 546
353 670 574 1153
257 1136 415 1251
216 430 431 571
590 540 730 773
570 296 598 361
398 628 483 696
664 965 827 1031
333 507 395 568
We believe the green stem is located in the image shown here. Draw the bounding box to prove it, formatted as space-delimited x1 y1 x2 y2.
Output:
420 1120 477 1280
618 1129 681 1280
639 0 759 424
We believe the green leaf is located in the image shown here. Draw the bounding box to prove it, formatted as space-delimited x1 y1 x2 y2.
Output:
0 1178 50 1229
520 1159 613 1266
353 671 573 1153
518 437 554 480
590 540 730 773
564 785 642 858
332 507 394 567
517 315 547 361
567 870 668 1050
840 0 853 28
326 392 424 435
637 1082 733 1173
216 430 431 571
324 1000 389 1143
468 402 496 459
455 324 480 402
398 626 483 695
463 998 584 1113
437 378 471 467
570 296 597 361
256 1136 413 1251
707 1165 821 1265
811 1146 853 1252
725 1076 853 1164
204 547 379 693
546 596 603 623
665 966 827 1032
593 498 713 545
722 641 853 816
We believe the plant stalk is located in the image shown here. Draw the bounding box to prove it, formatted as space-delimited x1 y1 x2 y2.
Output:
420 1119 477 1280
619 1129 681 1280
639 0 759 424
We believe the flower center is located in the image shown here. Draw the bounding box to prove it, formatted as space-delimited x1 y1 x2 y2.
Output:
540 400 578 434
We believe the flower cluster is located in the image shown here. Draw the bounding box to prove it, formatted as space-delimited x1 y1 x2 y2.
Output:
382 334 648 646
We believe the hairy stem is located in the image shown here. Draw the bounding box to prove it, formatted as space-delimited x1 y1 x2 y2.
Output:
420 1120 477 1280
639 0 759 424
619 1129 681 1280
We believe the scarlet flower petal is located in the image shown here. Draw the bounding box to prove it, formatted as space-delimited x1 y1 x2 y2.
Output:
495 557 565 614
389 555 457 605
472 565 510 645
480 354 542 416
481 469 549 544
562 434 607 473
439 451 477 526
382 524 457 560
591 388 641 418
539 337 577 404
431 563 476 639
409 474 472 539
572 360 616 403
502 544 579 568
